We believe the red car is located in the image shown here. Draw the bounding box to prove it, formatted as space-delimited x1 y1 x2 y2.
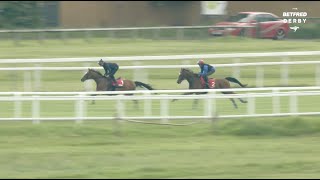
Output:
208 12 290 40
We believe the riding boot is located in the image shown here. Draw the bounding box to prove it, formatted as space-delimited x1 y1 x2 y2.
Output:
112 80 118 88
204 76 210 89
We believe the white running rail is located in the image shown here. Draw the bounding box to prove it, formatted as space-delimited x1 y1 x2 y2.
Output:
1 87 320 123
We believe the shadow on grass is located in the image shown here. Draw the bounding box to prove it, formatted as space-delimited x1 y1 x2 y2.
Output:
212 116 320 137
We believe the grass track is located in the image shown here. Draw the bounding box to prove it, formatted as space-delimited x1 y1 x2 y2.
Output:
1 118 320 178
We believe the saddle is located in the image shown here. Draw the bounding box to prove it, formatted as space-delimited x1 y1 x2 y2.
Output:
200 76 215 89
112 77 124 87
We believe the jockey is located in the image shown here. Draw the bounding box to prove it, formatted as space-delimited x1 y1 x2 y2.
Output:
197 59 216 88
98 59 119 87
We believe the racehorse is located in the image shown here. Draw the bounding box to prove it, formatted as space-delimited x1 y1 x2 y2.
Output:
174 68 248 109
81 68 154 105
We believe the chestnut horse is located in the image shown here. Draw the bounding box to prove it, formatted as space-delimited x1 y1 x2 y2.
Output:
81 68 154 105
175 68 248 109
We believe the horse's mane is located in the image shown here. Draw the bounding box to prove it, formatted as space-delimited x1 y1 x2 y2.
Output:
89 68 104 77
182 68 197 76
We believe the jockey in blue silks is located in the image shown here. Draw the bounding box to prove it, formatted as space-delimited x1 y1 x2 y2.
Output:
197 59 216 88
98 59 119 87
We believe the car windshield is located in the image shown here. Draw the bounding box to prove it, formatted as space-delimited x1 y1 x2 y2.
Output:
227 13 250 23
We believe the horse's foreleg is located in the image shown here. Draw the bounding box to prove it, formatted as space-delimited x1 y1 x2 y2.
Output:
91 94 96 104
192 99 199 110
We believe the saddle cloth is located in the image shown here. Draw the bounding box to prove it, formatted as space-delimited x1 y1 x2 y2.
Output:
112 77 124 86
200 77 216 89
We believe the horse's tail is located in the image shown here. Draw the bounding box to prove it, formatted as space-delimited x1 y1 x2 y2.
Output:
134 81 154 90
225 77 247 87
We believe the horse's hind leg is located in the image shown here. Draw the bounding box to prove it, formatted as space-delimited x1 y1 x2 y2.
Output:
125 93 139 110
230 98 238 109
222 92 238 109
239 98 247 103
192 99 199 109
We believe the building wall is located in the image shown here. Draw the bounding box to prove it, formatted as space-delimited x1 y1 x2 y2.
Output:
59 1 201 28
59 1 101 27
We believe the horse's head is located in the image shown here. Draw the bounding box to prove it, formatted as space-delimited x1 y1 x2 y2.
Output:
81 68 104 82
177 68 192 84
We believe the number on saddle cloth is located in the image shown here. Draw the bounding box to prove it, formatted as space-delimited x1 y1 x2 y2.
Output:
114 77 124 86
200 76 215 88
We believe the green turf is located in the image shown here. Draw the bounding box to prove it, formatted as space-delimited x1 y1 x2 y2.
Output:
1 37 320 58
1 118 320 178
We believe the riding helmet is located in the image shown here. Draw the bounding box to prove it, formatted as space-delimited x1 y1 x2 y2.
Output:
197 59 204 65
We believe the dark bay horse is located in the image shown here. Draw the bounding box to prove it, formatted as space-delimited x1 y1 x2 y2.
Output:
81 68 154 105
175 68 248 109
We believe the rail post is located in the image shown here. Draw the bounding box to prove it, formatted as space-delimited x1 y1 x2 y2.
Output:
84 31 92 43
211 91 216 117
117 95 125 119
247 94 255 115
24 71 32 92
133 61 148 83
132 29 138 39
60 31 68 43
272 89 280 114
232 58 241 79
76 93 85 123
204 91 214 118
32 95 40 124
177 28 184 40
153 28 160 40
160 94 169 123
108 30 115 39
14 93 22 118
281 57 289 86
13 32 21 46
38 31 45 44
33 63 41 92
144 91 152 117
316 64 320 86
290 91 298 116
256 65 264 87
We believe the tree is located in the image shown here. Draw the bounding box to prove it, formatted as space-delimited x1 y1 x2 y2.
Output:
0 1 42 29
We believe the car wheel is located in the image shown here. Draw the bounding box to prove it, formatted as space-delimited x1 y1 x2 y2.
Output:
274 29 286 40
